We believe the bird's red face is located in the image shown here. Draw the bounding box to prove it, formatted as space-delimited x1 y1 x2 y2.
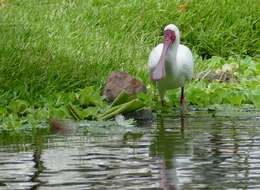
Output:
164 30 176 43
151 30 176 81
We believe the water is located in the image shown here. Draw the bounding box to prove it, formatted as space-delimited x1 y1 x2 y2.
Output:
0 110 260 190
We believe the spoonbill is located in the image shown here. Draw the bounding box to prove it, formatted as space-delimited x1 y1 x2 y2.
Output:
148 24 193 110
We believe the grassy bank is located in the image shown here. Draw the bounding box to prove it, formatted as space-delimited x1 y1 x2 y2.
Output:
0 0 259 103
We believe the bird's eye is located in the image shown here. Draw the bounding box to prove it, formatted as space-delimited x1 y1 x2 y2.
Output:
171 32 176 41
164 30 176 41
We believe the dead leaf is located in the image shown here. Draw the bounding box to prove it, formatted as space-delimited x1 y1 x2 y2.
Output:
179 4 188 12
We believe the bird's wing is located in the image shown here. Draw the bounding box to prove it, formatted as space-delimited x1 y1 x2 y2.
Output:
177 44 194 81
147 43 163 73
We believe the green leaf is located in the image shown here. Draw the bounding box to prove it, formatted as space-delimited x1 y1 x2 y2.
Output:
49 106 68 119
255 63 260 75
8 99 29 115
79 86 104 107
100 99 144 120
187 86 209 107
208 85 227 105
0 107 7 116
168 91 179 107
80 107 99 120
223 91 245 106
67 104 81 120
137 92 154 107
248 90 260 108
2 114 22 129
111 90 133 107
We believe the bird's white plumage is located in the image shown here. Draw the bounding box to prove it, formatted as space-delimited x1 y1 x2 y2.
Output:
164 24 180 37
148 24 193 99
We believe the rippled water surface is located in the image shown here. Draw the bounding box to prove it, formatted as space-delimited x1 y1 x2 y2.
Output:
0 110 260 190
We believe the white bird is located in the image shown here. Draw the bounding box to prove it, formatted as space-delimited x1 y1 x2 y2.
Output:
148 24 193 110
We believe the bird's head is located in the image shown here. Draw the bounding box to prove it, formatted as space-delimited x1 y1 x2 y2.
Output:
151 24 180 81
163 24 180 45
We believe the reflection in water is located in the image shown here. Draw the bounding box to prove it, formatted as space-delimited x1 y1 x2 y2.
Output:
31 132 46 190
0 111 260 189
150 114 192 189
150 111 260 189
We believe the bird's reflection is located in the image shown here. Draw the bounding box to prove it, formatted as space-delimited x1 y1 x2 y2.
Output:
30 131 46 190
150 113 191 189
150 111 254 189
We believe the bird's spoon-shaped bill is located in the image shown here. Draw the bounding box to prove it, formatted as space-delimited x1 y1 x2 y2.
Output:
151 36 173 81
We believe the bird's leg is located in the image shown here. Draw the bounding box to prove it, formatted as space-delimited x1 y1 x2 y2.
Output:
159 90 166 106
153 86 157 101
180 87 188 112
160 94 166 106
161 99 166 106
153 81 161 103
180 87 184 105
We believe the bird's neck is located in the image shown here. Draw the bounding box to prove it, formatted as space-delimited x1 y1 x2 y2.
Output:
171 42 179 53
167 40 179 62
165 40 179 74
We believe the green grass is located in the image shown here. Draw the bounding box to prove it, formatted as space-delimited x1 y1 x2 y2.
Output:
0 0 259 105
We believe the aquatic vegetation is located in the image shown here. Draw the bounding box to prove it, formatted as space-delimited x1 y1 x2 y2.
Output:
100 91 144 120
